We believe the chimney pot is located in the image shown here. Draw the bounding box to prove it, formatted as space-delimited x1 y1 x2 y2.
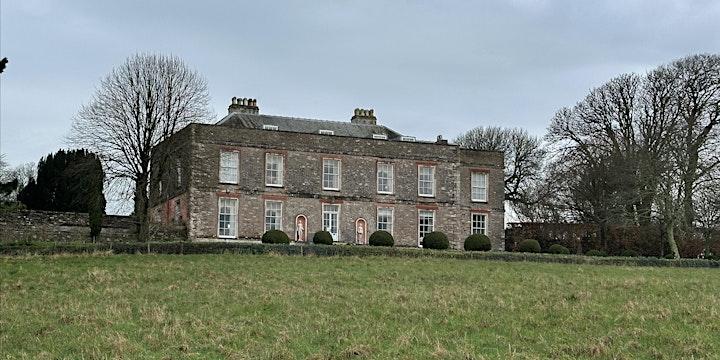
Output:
228 96 260 115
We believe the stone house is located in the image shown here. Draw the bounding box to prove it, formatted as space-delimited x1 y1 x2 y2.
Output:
149 97 505 250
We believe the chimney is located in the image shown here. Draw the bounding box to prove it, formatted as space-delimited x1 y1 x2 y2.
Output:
436 135 448 145
228 97 259 115
350 108 377 125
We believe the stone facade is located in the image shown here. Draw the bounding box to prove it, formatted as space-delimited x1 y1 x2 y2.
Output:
150 101 505 250
0 210 185 243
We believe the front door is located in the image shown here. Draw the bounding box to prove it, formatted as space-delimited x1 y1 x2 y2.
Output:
322 204 340 241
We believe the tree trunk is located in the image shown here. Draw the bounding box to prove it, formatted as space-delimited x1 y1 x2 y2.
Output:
134 175 150 242
666 221 680 259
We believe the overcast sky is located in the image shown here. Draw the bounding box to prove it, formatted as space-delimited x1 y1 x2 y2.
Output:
2 1 720 174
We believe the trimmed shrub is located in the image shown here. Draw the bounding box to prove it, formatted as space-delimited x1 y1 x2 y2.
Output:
517 239 541 253
620 249 640 257
313 231 334 245
664 253 676 259
422 231 449 250
585 249 607 257
464 234 491 251
2 242 720 268
369 231 394 247
261 230 290 244
548 244 570 255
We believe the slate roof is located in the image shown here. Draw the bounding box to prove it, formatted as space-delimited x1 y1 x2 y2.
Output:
216 113 405 140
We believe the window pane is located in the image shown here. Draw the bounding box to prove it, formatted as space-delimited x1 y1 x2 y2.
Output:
265 153 283 186
377 208 393 234
471 213 486 235
472 172 488 201
219 152 239 184
377 163 394 193
418 210 435 242
418 166 435 196
218 198 237 238
323 159 340 190
264 201 283 231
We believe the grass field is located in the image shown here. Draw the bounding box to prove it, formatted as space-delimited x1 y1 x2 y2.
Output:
1 254 718 359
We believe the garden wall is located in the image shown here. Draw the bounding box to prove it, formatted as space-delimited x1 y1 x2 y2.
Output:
0 210 185 243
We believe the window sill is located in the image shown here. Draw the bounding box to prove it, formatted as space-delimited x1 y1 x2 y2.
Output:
418 194 435 198
471 199 488 203
377 191 394 195
218 235 237 239
219 181 239 185
265 184 284 188
323 188 341 192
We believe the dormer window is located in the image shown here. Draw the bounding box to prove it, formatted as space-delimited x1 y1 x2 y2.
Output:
319 130 335 135
263 124 279 131
400 136 416 142
372 134 388 140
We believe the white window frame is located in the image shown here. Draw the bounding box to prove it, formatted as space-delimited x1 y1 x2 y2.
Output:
376 162 394 194
264 200 283 232
418 165 436 197
322 158 341 191
263 124 279 131
265 153 284 187
372 134 388 140
219 151 239 184
471 172 488 202
319 129 335 135
418 210 435 246
322 204 340 241
376 207 394 235
217 197 238 239
471 213 487 235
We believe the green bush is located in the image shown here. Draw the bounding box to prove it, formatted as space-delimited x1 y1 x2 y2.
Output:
422 231 449 250
585 249 608 257
517 239 541 253
369 231 394 247
464 234 491 251
261 229 290 244
620 249 640 257
2 242 720 268
313 231 334 245
548 244 570 255
664 253 676 259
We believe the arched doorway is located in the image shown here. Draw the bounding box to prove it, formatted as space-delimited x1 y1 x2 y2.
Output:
355 218 367 245
295 215 308 242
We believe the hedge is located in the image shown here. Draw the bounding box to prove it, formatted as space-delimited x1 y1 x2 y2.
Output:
1 242 719 269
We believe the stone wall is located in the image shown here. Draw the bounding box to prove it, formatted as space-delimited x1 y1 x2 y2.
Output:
0 210 185 243
150 123 506 250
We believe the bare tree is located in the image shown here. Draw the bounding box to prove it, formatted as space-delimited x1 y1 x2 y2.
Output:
455 127 547 211
69 54 212 240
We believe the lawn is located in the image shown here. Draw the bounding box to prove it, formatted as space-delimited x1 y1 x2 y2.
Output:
0 254 718 359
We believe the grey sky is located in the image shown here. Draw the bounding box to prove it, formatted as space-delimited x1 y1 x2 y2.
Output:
2 1 720 176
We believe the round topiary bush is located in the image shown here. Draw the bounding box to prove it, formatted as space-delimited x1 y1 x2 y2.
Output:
464 234 491 251
548 244 570 254
369 230 394 247
585 249 607 257
517 239 541 253
620 249 640 257
422 231 449 250
313 231 334 245
261 229 290 244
